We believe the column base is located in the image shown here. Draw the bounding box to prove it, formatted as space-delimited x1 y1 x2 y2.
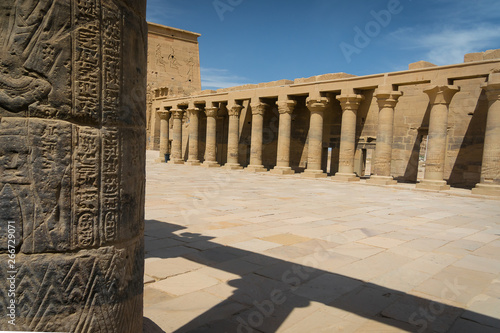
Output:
223 163 243 170
185 160 201 166
168 159 184 165
202 161 220 168
302 169 327 178
366 175 397 185
416 179 450 191
245 165 267 172
472 183 500 196
155 153 170 163
270 167 295 175
332 173 360 182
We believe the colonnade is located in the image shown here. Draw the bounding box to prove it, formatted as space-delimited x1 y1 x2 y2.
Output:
157 73 500 195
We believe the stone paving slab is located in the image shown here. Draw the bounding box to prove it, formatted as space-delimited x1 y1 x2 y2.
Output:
143 151 500 333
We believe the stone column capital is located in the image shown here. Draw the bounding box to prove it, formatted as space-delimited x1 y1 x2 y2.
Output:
187 107 200 116
205 107 219 118
250 102 268 115
228 105 243 117
423 85 460 105
482 82 500 101
157 110 171 120
171 109 184 119
336 94 364 111
306 97 329 112
374 90 403 109
276 100 296 114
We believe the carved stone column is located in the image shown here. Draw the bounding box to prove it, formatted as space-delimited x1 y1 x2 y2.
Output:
473 73 500 196
0 1 146 332
224 104 243 169
169 109 185 164
203 106 220 167
186 106 201 166
367 89 402 185
246 102 268 172
302 96 329 178
271 100 296 175
157 109 171 163
416 85 460 190
333 93 364 181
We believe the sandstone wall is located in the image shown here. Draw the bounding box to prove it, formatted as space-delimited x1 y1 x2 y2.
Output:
147 24 201 150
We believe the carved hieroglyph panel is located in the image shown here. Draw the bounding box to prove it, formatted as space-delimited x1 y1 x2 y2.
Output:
0 118 144 253
0 0 146 254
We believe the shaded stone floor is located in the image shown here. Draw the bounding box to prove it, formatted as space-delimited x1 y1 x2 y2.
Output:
143 151 500 333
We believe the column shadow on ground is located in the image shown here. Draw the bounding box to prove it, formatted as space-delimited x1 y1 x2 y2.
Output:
144 219 500 333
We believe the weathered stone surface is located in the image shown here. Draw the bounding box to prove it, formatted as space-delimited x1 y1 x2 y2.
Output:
0 0 146 331
408 60 437 69
464 48 500 62
147 23 201 149
294 72 356 84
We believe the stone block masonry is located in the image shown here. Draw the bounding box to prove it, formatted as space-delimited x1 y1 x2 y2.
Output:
0 0 147 331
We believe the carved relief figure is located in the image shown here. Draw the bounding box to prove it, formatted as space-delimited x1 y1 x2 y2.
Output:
155 43 167 71
168 46 179 70
186 56 195 83
0 0 71 115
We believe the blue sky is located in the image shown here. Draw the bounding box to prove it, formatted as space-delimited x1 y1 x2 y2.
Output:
146 0 500 90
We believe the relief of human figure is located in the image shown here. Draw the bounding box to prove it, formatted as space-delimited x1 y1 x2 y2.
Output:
0 0 72 115
186 56 195 83
168 46 179 70
155 43 167 71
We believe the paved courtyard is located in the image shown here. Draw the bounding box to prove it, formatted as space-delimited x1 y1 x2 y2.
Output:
143 151 500 333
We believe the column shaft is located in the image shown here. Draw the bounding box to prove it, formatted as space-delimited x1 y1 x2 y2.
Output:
186 107 200 165
157 111 170 163
169 109 184 164
203 107 220 167
246 103 268 172
303 97 329 178
473 78 500 195
333 94 364 181
0 1 146 331
368 90 402 185
225 104 243 169
271 100 296 174
417 85 459 190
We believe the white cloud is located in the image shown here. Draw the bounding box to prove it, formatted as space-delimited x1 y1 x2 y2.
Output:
200 67 252 90
146 0 183 24
391 24 500 65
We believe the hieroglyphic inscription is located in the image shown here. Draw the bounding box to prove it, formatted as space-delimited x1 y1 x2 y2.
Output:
73 0 101 123
102 3 123 125
101 129 120 243
73 126 100 248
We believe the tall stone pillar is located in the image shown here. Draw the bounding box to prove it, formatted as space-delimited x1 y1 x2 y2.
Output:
186 105 201 166
0 0 146 332
203 105 220 167
169 109 185 164
367 89 402 185
271 100 296 175
246 102 268 172
157 109 171 163
473 73 500 196
416 85 459 190
333 93 364 181
302 96 329 178
224 104 243 169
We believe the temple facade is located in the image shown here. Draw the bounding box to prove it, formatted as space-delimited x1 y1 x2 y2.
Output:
147 23 202 150
156 51 500 196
